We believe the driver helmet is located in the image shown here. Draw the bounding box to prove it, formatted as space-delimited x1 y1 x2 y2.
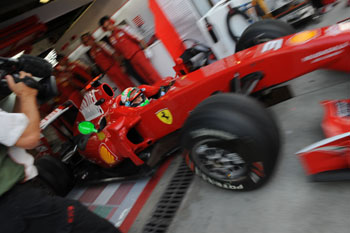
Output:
121 87 150 107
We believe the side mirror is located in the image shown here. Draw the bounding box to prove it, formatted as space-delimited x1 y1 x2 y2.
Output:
78 121 98 135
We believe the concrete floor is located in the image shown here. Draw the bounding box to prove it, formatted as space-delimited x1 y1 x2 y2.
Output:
130 3 350 233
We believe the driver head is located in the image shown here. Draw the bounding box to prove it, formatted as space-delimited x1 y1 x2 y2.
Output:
121 87 149 107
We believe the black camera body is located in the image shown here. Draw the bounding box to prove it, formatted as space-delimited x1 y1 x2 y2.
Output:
0 55 58 102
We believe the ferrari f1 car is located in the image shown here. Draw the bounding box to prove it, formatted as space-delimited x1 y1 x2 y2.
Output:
35 18 350 196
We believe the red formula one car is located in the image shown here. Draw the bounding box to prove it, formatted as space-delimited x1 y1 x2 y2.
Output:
297 99 350 181
35 19 350 195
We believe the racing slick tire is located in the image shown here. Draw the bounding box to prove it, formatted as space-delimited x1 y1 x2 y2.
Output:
193 93 280 153
235 19 296 52
35 155 75 196
181 93 280 191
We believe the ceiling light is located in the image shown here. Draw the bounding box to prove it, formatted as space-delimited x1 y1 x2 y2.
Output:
40 0 50 3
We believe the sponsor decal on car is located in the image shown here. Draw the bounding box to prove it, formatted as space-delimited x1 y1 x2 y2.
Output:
287 29 319 45
325 25 342 36
99 143 118 165
261 39 283 53
40 106 70 129
301 42 349 63
335 101 350 117
156 108 173 124
80 90 104 121
339 22 350 31
195 167 244 190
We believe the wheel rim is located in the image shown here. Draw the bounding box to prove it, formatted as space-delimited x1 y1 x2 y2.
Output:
191 139 250 182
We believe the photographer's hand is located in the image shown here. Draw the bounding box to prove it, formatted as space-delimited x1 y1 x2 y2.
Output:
5 72 40 149
5 71 38 97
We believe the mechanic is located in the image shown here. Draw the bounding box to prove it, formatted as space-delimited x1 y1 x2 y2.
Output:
53 54 95 105
80 32 135 91
0 71 121 233
99 16 163 85
120 79 175 107
55 54 93 90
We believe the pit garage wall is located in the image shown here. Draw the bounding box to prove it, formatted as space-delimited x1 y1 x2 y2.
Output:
191 0 214 16
65 0 214 79
54 0 128 56
107 0 210 77
112 0 156 43
0 0 94 29
155 0 207 45
105 0 208 48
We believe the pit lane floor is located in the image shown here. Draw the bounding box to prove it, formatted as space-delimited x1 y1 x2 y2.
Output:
69 3 350 232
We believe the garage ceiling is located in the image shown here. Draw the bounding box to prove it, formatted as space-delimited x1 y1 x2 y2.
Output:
0 0 55 22
0 0 93 54
0 0 126 57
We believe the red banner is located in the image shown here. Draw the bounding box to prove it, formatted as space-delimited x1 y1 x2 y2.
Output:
149 0 186 60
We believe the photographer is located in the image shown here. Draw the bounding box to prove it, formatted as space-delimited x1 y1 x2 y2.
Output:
0 72 121 233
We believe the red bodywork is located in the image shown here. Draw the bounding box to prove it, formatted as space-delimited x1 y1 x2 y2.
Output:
298 133 350 175
298 99 350 176
48 21 350 170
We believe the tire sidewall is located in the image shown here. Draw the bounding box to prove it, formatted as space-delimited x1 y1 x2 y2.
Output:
187 93 280 159
193 93 280 139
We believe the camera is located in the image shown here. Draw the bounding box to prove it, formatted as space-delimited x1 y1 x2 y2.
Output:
0 55 58 102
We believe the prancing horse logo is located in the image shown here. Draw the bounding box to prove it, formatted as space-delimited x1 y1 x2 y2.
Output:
156 108 173 125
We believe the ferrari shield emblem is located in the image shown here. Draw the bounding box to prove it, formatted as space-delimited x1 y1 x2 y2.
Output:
156 108 173 125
